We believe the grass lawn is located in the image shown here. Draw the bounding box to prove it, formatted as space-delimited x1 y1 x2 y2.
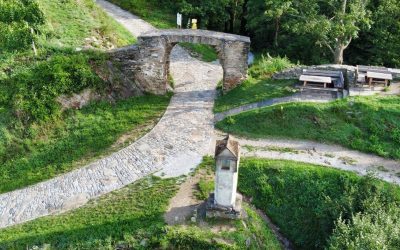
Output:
0 172 281 250
180 42 219 62
216 95 400 159
38 0 135 48
0 0 165 194
0 95 170 194
107 0 176 29
214 54 296 113
214 78 295 113
239 158 400 249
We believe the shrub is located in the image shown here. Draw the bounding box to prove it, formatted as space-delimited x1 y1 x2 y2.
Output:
328 201 400 249
8 53 104 122
0 0 45 52
239 158 400 249
249 54 294 78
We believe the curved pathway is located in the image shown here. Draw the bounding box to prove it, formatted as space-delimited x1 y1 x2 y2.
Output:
215 130 400 184
0 3 222 229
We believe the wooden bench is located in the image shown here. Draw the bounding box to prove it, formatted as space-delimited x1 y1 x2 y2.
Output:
366 71 393 87
301 69 344 88
299 75 331 88
356 65 393 86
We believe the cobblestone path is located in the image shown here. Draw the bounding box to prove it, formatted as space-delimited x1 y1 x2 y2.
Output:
0 2 223 229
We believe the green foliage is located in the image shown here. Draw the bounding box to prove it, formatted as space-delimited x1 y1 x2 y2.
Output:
0 172 281 249
180 43 218 62
0 0 45 51
107 0 177 29
6 53 103 122
214 53 295 113
239 158 400 249
328 201 400 249
194 178 214 200
0 0 139 194
217 96 400 159
248 54 294 78
0 94 170 194
348 0 400 67
0 176 179 249
38 0 135 48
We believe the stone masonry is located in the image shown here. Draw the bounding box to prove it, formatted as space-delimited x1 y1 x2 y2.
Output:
111 29 250 94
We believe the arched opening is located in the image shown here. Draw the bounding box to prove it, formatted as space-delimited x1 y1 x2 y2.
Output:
135 29 250 94
164 42 222 91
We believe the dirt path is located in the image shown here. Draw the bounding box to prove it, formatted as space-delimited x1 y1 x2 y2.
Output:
215 130 400 184
96 0 155 37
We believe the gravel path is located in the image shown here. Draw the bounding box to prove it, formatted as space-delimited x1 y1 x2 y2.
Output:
215 131 400 184
96 0 155 37
0 2 222 229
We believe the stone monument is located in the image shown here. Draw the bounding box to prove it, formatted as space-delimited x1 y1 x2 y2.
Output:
206 135 242 219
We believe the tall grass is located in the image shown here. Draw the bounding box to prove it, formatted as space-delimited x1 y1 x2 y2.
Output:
249 54 294 78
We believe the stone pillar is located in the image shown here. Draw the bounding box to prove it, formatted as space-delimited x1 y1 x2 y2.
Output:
136 36 169 94
221 41 250 92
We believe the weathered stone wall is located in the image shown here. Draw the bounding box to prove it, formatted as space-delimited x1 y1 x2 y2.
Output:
273 64 357 87
137 29 250 93
107 29 250 94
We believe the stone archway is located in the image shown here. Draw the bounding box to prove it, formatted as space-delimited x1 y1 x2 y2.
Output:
135 29 251 94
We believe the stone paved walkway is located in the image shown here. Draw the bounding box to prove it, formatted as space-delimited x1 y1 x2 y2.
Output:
0 3 222 229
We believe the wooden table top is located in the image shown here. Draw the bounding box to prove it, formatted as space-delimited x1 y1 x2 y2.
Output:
299 75 332 83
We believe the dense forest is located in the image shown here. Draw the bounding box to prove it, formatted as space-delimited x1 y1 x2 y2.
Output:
160 0 400 67
3 0 399 67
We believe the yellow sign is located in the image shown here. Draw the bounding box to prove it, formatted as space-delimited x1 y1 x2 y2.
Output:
191 19 197 29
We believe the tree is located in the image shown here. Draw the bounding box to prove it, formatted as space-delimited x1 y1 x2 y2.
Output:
291 0 371 64
0 0 45 53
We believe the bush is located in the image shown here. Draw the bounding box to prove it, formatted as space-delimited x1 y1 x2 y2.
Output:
0 0 45 52
7 53 104 122
238 158 400 249
249 54 294 78
328 201 400 249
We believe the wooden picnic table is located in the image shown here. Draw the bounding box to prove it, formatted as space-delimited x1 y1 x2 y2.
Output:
366 71 392 87
299 75 332 88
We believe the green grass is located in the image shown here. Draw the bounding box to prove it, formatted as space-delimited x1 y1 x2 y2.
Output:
0 94 170 194
38 0 135 48
107 0 176 29
214 78 295 113
214 54 296 113
217 95 400 159
0 0 153 194
0 173 281 250
180 43 219 62
106 0 221 63
0 176 179 249
239 158 400 249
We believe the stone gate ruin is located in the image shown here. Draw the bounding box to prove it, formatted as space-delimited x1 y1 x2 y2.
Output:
111 29 251 94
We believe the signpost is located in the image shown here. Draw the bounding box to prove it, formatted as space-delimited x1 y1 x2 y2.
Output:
177 13 182 29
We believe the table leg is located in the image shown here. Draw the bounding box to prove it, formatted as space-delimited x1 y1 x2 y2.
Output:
384 80 388 87
303 81 307 87
368 77 372 88
324 83 327 88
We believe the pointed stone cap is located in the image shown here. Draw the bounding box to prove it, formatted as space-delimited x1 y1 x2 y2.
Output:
215 134 240 158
